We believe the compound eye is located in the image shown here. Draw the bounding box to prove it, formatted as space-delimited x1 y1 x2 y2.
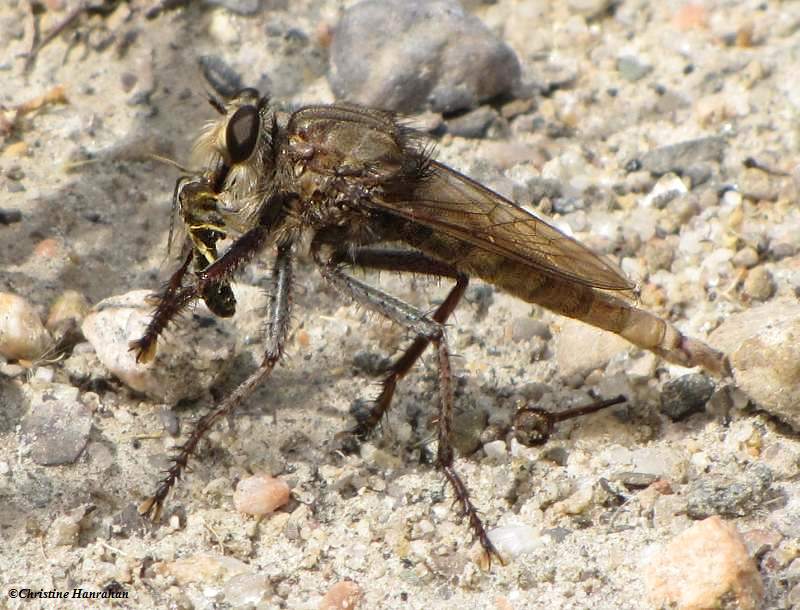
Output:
226 105 259 163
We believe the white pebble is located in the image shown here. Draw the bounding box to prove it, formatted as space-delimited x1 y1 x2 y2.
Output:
483 439 508 461
487 524 543 559
233 474 290 516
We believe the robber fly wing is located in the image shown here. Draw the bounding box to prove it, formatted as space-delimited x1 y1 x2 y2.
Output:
368 161 633 291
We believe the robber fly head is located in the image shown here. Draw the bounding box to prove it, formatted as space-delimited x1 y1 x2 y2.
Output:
192 88 274 193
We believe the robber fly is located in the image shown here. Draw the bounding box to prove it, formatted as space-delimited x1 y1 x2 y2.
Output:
132 88 730 564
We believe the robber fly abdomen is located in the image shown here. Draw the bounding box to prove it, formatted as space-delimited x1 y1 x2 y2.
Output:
403 214 727 376
132 88 730 565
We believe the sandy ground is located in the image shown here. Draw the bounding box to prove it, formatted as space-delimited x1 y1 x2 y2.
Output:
2 1 800 609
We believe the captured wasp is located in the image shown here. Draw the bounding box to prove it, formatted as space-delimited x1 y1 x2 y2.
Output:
132 88 729 563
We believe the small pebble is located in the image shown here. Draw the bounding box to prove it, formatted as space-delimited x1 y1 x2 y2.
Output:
483 439 508 461
617 54 652 82
0 208 22 224
156 553 250 585
451 408 488 456
639 136 725 176
320 580 363 610
660 373 715 421
767 241 795 260
445 106 500 139
208 9 241 45
0 292 52 360
640 174 688 209
487 525 542 559
732 246 759 268
46 289 90 347
223 573 272 607
47 505 93 547
233 474 291 516
567 0 612 17
202 0 263 15
644 516 764 610
738 168 779 202
46 290 90 332
611 472 660 490
554 319 631 378
198 54 243 98
743 266 775 301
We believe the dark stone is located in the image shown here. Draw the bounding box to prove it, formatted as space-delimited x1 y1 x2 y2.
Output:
526 177 562 204
352 350 391 376
660 373 715 421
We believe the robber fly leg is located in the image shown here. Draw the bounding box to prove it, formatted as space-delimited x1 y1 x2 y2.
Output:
130 249 197 363
140 243 294 520
329 248 468 438
432 334 503 566
312 237 501 563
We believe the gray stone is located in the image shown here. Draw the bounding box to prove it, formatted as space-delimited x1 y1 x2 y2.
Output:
329 0 520 113
526 177 563 204
660 373 715 421
445 106 500 139
638 136 726 176
198 55 244 98
510 317 551 343
687 463 773 520
617 55 652 82
202 0 263 15
611 471 659 489
21 383 92 465
352 350 391 376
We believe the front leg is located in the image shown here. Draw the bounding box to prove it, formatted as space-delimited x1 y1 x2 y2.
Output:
140 242 295 520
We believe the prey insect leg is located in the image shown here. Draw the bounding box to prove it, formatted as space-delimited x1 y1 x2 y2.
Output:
330 248 468 438
312 237 501 563
140 243 294 520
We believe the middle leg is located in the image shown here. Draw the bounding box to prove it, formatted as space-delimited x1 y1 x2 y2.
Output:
328 247 468 438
